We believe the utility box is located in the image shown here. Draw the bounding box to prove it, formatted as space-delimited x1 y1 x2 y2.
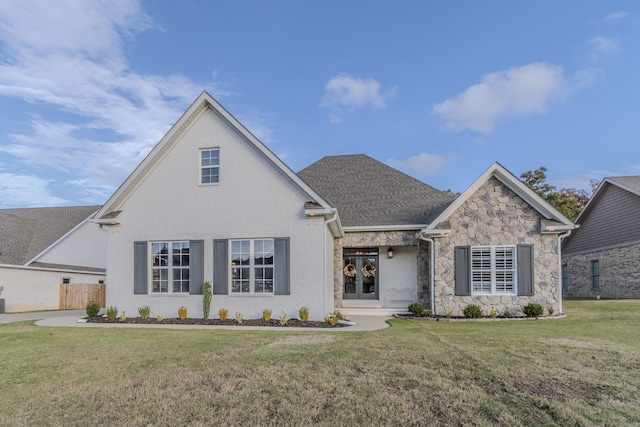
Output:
0 299 5 314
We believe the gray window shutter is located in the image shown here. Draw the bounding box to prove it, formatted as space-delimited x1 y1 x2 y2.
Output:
274 237 290 295
213 239 228 295
517 244 534 296
189 240 204 295
454 246 471 296
134 241 147 295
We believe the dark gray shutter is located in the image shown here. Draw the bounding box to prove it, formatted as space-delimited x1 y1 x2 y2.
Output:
454 246 471 296
134 241 147 295
517 244 534 296
274 237 290 295
189 240 204 295
213 239 228 295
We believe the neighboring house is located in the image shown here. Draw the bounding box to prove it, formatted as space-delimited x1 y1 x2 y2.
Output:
94 91 575 319
0 206 106 312
562 176 640 299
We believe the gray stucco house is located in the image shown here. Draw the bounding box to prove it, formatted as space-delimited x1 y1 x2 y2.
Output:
562 176 640 299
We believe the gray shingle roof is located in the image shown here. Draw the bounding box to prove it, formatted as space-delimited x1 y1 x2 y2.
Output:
0 206 101 266
298 154 454 228
607 176 640 194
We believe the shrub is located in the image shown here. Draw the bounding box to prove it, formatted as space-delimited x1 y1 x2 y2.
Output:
119 311 126 322
463 304 483 319
523 303 544 318
299 307 310 322
445 308 453 318
503 308 511 318
106 306 118 321
262 309 272 321
235 312 243 324
408 303 426 316
219 307 229 321
85 300 100 318
178 306 188 320
325 314 338 326
425 309 434 318
490 306 498 318
279 311 287 326
331 309 344 320
138 305 151 319
157 315 164 322
547 306 554 316
202 281 213 319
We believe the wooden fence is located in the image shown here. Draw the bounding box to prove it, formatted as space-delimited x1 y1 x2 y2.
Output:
59 283 106 309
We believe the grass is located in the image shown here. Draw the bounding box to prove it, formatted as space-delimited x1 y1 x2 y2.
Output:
0 300 639 426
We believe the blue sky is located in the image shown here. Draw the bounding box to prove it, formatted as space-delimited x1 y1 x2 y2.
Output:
0 1 638 208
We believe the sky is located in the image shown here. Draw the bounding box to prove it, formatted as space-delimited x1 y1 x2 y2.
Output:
0 1 639 208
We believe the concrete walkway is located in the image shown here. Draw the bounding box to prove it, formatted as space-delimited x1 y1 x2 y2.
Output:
0 310 391 332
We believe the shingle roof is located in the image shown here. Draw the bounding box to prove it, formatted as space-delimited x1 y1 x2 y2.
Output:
297 154 454 228
0 205 101 266
607 176 640 194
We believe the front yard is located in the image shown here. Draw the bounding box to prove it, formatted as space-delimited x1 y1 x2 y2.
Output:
1 300 638 426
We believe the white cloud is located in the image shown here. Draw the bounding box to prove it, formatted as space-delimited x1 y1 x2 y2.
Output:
387 153 449 175
588 36 621 61
603 11 629 22
0 0 240 206
0 173 68 207
320 73 390 122
432 62 569 134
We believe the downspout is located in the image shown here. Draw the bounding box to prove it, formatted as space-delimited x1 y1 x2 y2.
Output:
417 231 436 314
324 209 339 316
557 230 572 315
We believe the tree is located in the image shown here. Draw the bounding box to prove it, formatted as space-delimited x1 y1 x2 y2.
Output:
520 167 589 221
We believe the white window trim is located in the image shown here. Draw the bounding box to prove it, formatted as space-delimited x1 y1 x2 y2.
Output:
471 245 517 296
229 238 274 295
200 148 220 185
149 241 190 294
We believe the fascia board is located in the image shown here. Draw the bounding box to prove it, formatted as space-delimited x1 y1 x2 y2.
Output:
343 224 428 232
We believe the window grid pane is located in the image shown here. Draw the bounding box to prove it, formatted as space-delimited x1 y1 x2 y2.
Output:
471 245 516 295
201 149 220 184
230 239 275 294
151 241 189 293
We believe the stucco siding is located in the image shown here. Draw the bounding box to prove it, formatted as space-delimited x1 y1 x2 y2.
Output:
0 266 105 312
563 243 640 298
105 108 330 320
34 220 106 269
433 177 560 316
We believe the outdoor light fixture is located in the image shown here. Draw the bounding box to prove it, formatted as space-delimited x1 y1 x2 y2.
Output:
388 247 393 258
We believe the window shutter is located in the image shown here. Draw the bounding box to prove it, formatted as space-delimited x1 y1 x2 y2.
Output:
517 244 534 296
189 240 204 295
454 246 471 296
274 237 290 295
213 239 228 295
133 241 147 295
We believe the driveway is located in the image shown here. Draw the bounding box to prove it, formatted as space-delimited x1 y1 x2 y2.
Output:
0 310 85 324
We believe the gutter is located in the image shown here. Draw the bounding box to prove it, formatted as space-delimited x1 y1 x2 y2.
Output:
557 230 572 315
324 209 339 315
417 231 437 314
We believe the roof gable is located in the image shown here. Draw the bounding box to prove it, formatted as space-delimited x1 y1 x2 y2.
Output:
95 92 336 225
421 162 575 235
298 154 454 229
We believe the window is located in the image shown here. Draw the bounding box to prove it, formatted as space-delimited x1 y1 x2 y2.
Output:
62 278 71 284
471 246 516 295
562 264 569 291
200 148 219 184
151 241 190 293
591 260 600 289
230 239 274 294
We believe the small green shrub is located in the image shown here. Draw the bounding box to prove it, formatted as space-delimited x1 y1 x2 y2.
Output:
202 281 213 319
157 315 164 322
106 306 118 321
408 303 426 317
445 308 453 318
178 306 188 320
235 312 243 324
85 300 100 318
523 303 544 318
331 309 344 320
299 307 310 322
279 311 287 326
138 305 151 319
425 309 434 318
503 308 511 318
463 304 483 319
547 306 554 316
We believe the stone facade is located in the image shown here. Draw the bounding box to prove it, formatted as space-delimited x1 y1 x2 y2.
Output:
432 177 561 316
563 243 640 299
333 230 430 308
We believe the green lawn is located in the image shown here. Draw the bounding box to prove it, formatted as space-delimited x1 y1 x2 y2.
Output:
1 300 639 426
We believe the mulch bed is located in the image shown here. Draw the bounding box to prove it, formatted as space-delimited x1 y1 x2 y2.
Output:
86 316 348 328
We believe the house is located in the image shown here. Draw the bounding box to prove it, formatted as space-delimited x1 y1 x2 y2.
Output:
562 176 640 299
0 206 106 312
94 91 575 319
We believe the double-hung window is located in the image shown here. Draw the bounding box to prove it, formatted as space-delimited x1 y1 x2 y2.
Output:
151 241 190 293
200 148 219 184
230 239 274 294
471 245 516 295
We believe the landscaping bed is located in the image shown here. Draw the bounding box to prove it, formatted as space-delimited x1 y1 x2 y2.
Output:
86 316 349 328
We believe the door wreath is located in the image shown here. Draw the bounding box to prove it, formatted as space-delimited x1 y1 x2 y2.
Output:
343 263 357 277
361 262 376 278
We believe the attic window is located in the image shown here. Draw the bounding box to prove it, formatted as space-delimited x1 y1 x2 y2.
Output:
200 148 220 184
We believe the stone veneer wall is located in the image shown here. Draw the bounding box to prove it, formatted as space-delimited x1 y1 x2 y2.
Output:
432 176 561 316
563 243 640 299
333 230 430 308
